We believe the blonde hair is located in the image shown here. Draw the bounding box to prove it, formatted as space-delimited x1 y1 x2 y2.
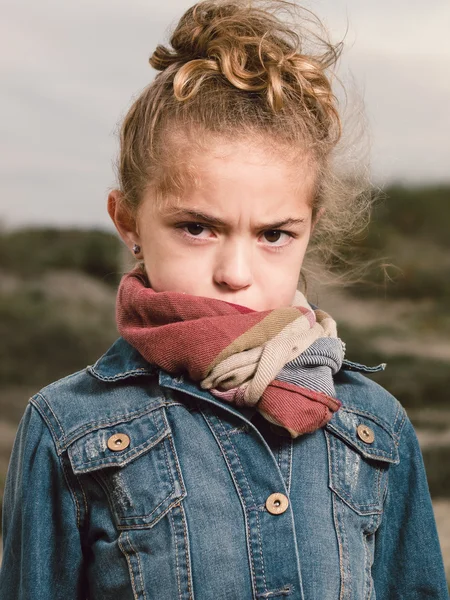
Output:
116 0 372 276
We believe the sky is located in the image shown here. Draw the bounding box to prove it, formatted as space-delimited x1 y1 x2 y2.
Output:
1 0 449 229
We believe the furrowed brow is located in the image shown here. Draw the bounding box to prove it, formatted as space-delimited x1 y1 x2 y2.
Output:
167 209 306 230
168 209 228 227
258 218 306 229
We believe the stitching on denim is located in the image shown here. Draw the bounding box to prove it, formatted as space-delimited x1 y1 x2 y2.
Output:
118 533 139 600
287 439 293 496
162 435 176 489
98 437 185 526
276 443 282 472
230 430 269 594
326 425 394 462
30 396 62 451
326 432 345 600
41 394 65 438
392 402 403 440
127 532 147 600
363 532 372 600
72 427 169 473
204 408 269 595
277 439 293 496
394 408 407 443
363 535 370 600
63 403 166 451
341 359 385 372
162 408 188 511
247 504 266 512
110 476 171 522
228 423 250 434
167 434 187 497
93 470 122 528
59 453 80 529
326 432 384 514
169 509 182 600
88 365 154 381
335 407 394 435
375 466 388 511
199 409 260 597
225 418 269 596
116 504 180 530
161 407 185 492
332 495 346 600
376 466 382 507
81 403 163 442
75 473 88 519
179 501 194 600
256 583 294 598
338 496 352 599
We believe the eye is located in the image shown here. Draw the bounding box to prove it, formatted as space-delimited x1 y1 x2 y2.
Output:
261 230 293 246
186 223 206 236
177 222 214 240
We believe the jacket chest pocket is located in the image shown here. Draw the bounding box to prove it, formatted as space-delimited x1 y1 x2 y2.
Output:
325 408 399 515
67 406 186 529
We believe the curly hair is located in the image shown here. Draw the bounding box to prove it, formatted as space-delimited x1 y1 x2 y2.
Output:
115 0 372 279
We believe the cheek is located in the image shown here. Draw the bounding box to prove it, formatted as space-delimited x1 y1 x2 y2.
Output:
141 235 210 292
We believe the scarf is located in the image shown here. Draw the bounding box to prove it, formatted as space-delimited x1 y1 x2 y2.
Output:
116 267 345 438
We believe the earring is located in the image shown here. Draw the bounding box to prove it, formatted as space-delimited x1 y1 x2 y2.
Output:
132 243 141 255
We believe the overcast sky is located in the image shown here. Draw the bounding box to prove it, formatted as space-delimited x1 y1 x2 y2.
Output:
1 0 449 229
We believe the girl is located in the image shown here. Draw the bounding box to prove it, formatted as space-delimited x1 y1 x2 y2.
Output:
1 1 447 598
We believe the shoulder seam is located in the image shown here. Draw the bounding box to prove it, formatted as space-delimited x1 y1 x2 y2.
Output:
392 402 408 443
30 393 65 452
26 401 84 531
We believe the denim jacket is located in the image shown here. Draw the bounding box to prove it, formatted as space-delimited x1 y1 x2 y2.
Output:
1 336 448 599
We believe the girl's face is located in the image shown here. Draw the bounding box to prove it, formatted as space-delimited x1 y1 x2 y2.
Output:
112 141 317 311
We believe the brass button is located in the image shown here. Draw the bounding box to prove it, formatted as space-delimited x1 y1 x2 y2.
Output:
265 493 289 515
107 433 130 451
357 424 375 444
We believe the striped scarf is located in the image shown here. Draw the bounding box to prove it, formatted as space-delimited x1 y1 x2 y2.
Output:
116 267 345 438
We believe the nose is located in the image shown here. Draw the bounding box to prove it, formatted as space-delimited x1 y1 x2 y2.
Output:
213 239 253 291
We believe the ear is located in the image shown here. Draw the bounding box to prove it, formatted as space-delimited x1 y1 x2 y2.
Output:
107 190 141 254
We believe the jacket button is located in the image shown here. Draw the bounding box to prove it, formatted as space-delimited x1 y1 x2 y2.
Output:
107 433 131 451
265 493 289 515
356 424 375 444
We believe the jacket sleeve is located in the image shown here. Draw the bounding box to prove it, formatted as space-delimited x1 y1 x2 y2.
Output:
372 415 449 599
0 401 87 599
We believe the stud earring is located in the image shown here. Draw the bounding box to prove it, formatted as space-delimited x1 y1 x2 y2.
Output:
132 243 141 255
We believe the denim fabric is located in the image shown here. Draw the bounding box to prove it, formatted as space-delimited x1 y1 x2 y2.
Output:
0 336 448 599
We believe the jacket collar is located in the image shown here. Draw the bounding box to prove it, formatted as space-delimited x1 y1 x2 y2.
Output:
89 337 386 383
88 337 258 422
88 337 395 454
88 337 156 381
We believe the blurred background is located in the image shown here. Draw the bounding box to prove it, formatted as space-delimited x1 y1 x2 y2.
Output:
0 0 449 579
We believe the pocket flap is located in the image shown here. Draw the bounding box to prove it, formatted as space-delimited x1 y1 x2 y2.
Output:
68 407 170 474
326 407 399 465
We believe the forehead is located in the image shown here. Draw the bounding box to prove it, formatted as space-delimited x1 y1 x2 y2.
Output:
152 136 317 215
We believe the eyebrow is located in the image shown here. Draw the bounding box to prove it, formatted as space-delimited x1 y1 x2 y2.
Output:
167 209 307 230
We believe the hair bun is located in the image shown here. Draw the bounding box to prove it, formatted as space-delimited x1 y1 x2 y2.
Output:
149 0 341 138
150 3 241 71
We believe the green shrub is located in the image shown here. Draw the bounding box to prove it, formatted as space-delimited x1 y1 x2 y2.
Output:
340 324 450 410
423 447 450 497
0 290 117 388
0 227 122 286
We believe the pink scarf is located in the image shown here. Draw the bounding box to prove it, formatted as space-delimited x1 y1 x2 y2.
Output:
116 266 343 437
